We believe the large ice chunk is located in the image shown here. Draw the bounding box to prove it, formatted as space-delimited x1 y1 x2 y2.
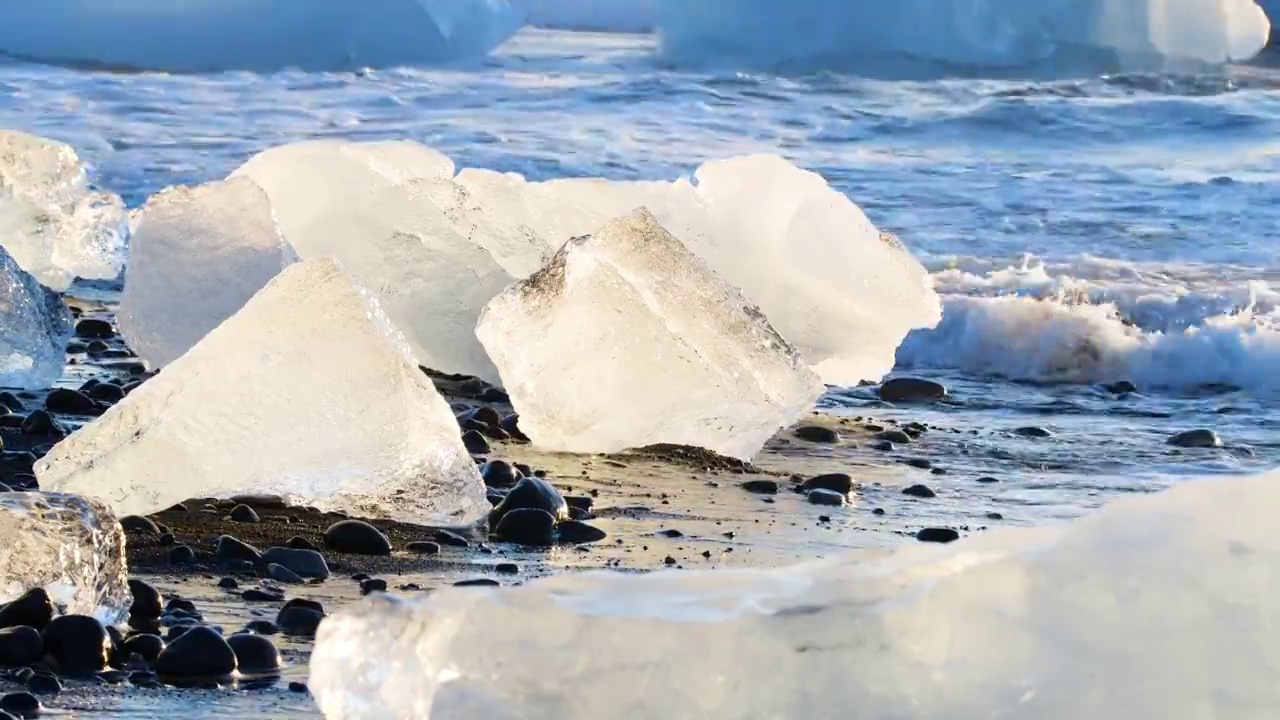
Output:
233 141 513 382
476 209 824 460
0 244 72 389
0 130 126 291
0 493 129 624
312 470 1280 720
0 0 524 72
657 0 1271 74
118 178 296 369
36 258 489 526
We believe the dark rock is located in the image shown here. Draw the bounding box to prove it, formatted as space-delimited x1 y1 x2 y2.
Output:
486 489 506 507
1104 380 1138 394
121 634 164 663
25 674 59 696
85 383 124 403
155 627 237 678
43 389 95 415
0 393 22 412
870 440 895 452
500 414 530 442
0 627 42 667
874 430 912 444
261 548 330 579
323 520 392 556
453 578 500 587
494 563 519 574
165 626 194 642
659 529 684 538
267 564 305 585
432 530 471 548
1167 429 1223 448
807 489 847 506
74 319 114 339
243 621 278 636
119 516 159 535
241 589 284 603
976 476 1000 484
288 681 309 693
490 477 568 524
168 545 197 565
127 579 163 621
287 536 320 552
158 533 175 546
229 505 260 523
0 692 40 718
469 406 502 428
406 541 441 555
229 494 288 509
904 458 932 469
493 508 556 546
478 387 509 403
740 479 779 495
0 590 53 631
216 577 238 590
480 460 521 488
556 520 608 545
878 377 947 403
564 496 594 512
359 579 388 595
916 527 960 543
41 615 110 675
164 598 198 616
986 512 1004 520
99 670 128 684
276 605 325 638
902 484 936 499
801 473 854 495
226 634 281 675
19 411 62 437
793 426 840 443
1013 426 1052 438
214 535 263 564
462 430 490 455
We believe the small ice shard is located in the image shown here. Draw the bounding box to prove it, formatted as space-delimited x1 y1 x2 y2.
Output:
234 140 516 381
0 244 73 389
311 470 1280 720
0 130 126 291
36 258 489 526
475 209 825 460
0 492 129 624
117 177 296 369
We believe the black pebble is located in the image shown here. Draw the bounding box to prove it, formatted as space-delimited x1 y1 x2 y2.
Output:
241 589 284 603
462 430 491 455
878 377 947 403
500 414 530 442
494 563 519 574
168 545 197 565
229 505 260 523
493 508 556 546
19 411 62 437
276 603 325 638
288 681 308 693
489 477 568 525
74 319 114 339
740 480 779 495
453 578 500 587
215 535 262 563
243 621 279 636
0 393 22 412
801 473 854 495
901 484 936 499
1013 426 1052 438
976 476 999 484
155 626 237 678
406 541 441 555
323 520 392 556
793 426 839 443
0 626 42 667
127 579 163 621
226 633 281 675
875 430 912 444
807 489 847 506
359 579 388 595
871 507 886 516
217 577 238 590
480 460 521 488
158 533 175 546
121 634 165 663
25 674 59 696
986 512 1004 520
0 691 40 718
287 536 320 551
119 516 159 535
916 527 960 543
41 615 110 675
432 530 471 548
905 458 932 469
556 520 608 545
85 383 124 403
1104 380 1138 394
43 389 95 415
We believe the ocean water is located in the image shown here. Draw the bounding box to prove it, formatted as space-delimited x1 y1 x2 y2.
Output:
1 25 1278 717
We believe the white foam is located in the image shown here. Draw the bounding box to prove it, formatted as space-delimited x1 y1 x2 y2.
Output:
0 0 524 72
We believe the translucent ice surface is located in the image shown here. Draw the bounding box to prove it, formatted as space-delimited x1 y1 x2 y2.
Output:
0 244 72 389
118 178 297 369
519 0 656 31
37 258 489 526
476 210 824 460
658 0 1271 74
0 493 129 624
0 0 524 72
0 130 126 291
312 469 1280 720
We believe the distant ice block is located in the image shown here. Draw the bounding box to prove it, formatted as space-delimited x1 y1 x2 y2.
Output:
0 130 126 291
657 0 1271 73
312 470 1280 720
0 493 129 624
233 140 515 381
519 0 656 31
118 178 296 369
36 258 489 527
0 244 73 389
476 210 824 460
0 0 524 72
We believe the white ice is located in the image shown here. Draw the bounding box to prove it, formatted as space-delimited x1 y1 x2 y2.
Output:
118 177 297 369
0 0 524 73
36 258 490 527
657 0 1272 72
0 130 126 291
0 244 72 389
0 493 129 624
476 209 825 460
518 0 656 32
312 469 1280 720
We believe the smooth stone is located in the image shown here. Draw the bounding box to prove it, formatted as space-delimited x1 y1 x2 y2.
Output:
359 579 388 595
168 546 197 565
216 577 238 590
43 389 96 415
121 634 165 663
480 460 521 488
288 681 308 693
489 477 568 524
917 527 960 543
807 489 848 506
494 563 519 574
1013 426 1053 438
119 516 160 535
406 541 441 555
229 505 260 523
453 578 500 587
493 509 556 546
462 430 491 455
229 494 288 509
215 535 264 563
878 377 947 403
802 473 854 494
904 458 932 469
85 383 124 403
870 440 894 452
243 621 279 635
902 484 936 499
287 536 320 552
1104 380 1138 394
241 589 285 603
19 411 62 437
41 615 110 675
322 520 392 556
267 564 305 585
500 414 530 442
976 476 1000 484
741 479 779 495
793 425 839 443
1167 429 1223 448
556 520 608 545
564 496 593 512
987 512 1005 520
127 579 163 620
226 633 282 675
74 319 113 338
0 393 22 412
155 627 237 678
432 530 471 548
0 692 39 718
874 430 912 444
25 674 59 696
261 548 330 580
0 627 42 667
277 605 325 638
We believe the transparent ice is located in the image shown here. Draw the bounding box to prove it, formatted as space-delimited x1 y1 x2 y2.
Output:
476 209 825 460
37 258 490 527
0 492 129 624
117 177 297 369
0 130 126 291
0 243 72 389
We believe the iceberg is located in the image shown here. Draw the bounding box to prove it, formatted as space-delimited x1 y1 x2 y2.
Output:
312 469 1280 720
657 0 1272 74
475 210 825 460
518 0 656 32
0 130 126 291
0 244 72 390
0 493 129 624
0 0 524 72
36 258 490 527
118 177 296 369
